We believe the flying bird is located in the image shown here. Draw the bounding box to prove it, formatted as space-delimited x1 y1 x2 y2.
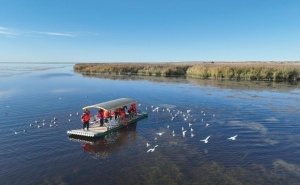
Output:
147 145 158 153
228 135 238 140
156 132 165 136
200 136 211 143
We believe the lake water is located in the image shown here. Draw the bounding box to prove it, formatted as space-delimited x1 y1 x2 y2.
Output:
1 63 300 185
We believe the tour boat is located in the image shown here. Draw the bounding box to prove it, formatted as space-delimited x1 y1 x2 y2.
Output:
67 98 148 137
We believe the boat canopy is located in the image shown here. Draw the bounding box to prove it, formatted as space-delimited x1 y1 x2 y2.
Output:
82 98 135 111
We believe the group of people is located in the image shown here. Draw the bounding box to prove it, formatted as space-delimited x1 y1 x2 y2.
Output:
81 103 137 130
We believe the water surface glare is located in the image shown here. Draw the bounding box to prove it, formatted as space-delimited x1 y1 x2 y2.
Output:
0 63 300 184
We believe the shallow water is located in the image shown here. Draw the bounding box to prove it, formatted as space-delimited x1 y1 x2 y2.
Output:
0 63 300 184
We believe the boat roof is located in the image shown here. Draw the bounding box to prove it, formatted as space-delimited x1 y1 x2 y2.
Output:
82 98 135 111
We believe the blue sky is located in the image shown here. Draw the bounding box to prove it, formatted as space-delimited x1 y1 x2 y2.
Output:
1 0 300 63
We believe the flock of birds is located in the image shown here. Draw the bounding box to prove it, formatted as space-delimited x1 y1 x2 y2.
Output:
145 105 238 153
6 102 239 155
9 111 81 135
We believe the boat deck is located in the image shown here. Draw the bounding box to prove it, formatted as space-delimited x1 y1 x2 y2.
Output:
67 112 148 137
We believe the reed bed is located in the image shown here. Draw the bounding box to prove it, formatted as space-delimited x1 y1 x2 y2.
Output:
74 63 191 77
74 62 300 81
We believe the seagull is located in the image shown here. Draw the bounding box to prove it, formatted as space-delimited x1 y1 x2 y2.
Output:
146 143 151 147
173 133 175 137
191 133 195 138
182 127 184 131
23 129 27 132
200 136 210 143
182 130 187 137
37 125 41 128
147 145 158 153
201 119 204 122
206 123 209 127
154 137 157 141
70 114 72 117
187 110 191 114
35 121 38 123
228 135 238 140
191 128 194 132
156 132 165 136
76 112 79 116
167 125 170 129
11 129 18 134
189 123 192 127
172 130 175 134
30 124 33 127
138 104 141 106
69 119 71 122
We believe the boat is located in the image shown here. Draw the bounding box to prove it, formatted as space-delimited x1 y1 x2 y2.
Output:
67 98 148 137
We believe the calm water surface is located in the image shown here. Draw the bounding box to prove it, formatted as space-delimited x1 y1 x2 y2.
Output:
0 63 300 185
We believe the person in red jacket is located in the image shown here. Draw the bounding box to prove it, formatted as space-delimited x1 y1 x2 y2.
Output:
97 109 104 127
81 109 91 130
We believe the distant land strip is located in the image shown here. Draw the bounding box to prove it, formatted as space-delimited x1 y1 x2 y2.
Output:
74 61 300 81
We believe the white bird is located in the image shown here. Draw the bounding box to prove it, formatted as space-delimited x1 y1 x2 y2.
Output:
200 136 210 143
35 121 38 123
206 123 209 127
189 123 192 127
213 114 215 117
11 129 17 134
138 104 141 106
201 119 204 122
167 125 170 129
30 124 33 127
182 130 187 137
23 129 27 132
70 114 72 117
182 127 184 131
156 132 165 136
154 137 157 141
173 133 175 137
147 145 158 153
191 128 194 132
50 124 53 127
191 133 195 138
146 143 151 147
172 130 175 134
37 125 41 128
171 116 174 121
69 119 71 122
228 135 238 140
187 110 191 113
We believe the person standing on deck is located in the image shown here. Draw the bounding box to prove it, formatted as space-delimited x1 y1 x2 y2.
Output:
81 109 91 130
97 109 104 127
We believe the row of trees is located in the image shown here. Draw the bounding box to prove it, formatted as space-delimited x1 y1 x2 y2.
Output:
74 63 300 81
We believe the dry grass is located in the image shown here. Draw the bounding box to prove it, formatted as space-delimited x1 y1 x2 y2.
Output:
74 62 300 81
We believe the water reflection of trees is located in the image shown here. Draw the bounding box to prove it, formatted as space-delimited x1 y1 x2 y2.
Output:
68 123 137 158
77 73 300 92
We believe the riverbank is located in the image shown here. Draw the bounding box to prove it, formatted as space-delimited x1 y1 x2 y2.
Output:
74 62 300 81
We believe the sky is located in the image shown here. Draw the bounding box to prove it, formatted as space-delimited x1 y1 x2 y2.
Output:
0 0 300 63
